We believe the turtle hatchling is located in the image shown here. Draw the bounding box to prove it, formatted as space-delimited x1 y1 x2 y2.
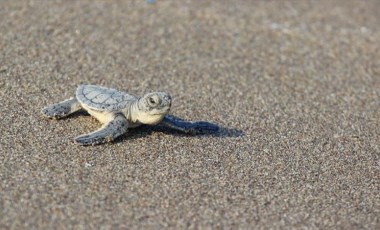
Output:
41 85 219 145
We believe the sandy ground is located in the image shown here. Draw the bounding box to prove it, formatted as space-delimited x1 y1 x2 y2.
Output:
0 0 379 229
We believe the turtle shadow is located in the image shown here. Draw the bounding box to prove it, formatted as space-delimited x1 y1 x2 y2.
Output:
43 111 244 144
40 110 91 121
113 121 244 144
149 124 244 138
59 111 90 120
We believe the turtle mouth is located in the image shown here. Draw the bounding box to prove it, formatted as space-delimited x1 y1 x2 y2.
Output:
153 107 170 115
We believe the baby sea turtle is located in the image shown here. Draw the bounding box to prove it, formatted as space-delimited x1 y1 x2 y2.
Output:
42 85 219 145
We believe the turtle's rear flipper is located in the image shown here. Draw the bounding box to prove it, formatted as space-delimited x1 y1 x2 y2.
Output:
75 114 128 146
41 98 82 119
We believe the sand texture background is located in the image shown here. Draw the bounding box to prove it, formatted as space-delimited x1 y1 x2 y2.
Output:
0 0 379 229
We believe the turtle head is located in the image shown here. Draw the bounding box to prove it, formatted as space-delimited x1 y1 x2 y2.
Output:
135 92 172 125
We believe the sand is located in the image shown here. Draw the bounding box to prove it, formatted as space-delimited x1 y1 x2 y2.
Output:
0 0 379 229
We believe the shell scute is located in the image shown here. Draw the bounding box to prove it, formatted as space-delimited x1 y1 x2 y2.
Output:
76 85 136 111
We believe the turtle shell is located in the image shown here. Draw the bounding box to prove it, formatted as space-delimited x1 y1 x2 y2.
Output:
76 85 137 111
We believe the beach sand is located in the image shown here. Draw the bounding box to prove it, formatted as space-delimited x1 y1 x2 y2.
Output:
1 0 379 229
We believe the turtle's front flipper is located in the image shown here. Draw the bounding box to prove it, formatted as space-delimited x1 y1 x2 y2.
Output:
41 98 83 119
75 114 128 146
160 115 219 135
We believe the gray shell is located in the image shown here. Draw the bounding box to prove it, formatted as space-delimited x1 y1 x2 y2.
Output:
76 85 137 111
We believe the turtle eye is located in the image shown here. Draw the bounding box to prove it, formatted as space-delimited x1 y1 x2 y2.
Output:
149 97 156 104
